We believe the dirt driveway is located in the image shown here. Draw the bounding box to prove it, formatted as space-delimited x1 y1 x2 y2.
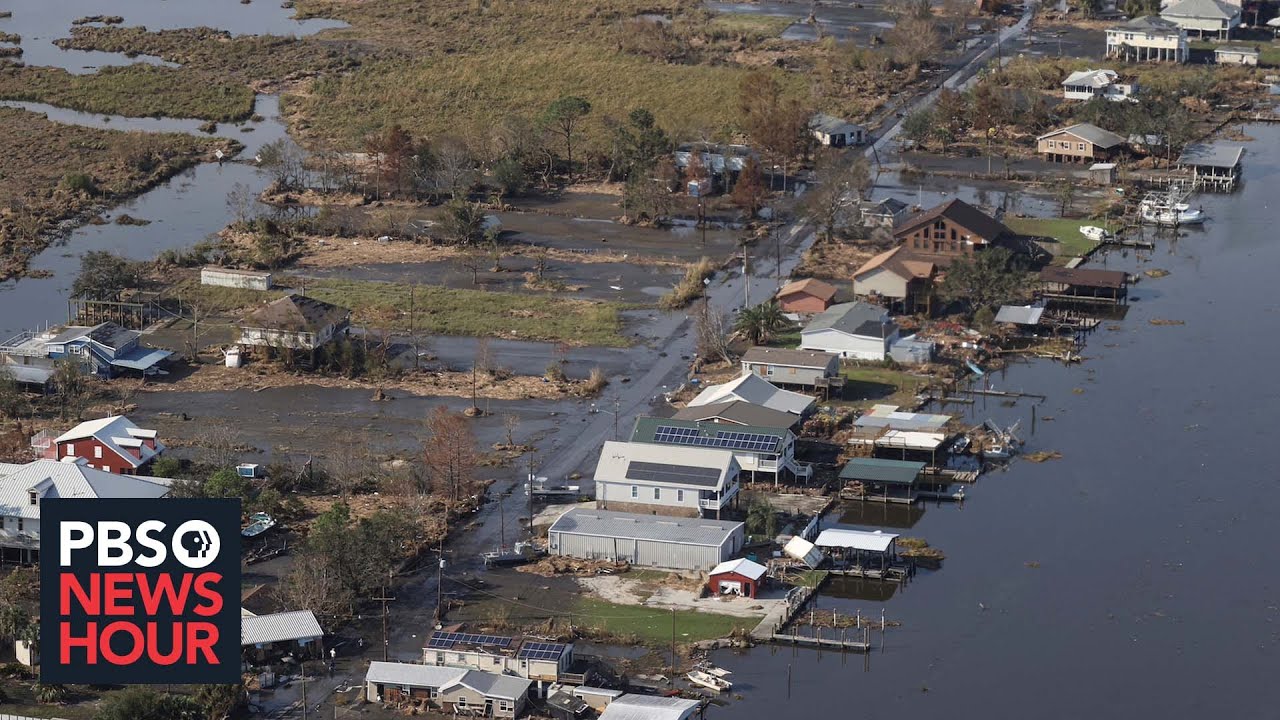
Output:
580 575 782 618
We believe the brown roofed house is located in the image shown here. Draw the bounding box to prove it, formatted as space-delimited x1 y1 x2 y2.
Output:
776 278 838 314
852 246 936 314
893 199 1049 267
1036 123 1128 163
239 294 352 351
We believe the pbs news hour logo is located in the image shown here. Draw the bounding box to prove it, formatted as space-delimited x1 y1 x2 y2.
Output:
39 498 241 684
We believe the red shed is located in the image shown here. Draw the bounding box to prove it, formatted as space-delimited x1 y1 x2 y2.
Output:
708 558 768 599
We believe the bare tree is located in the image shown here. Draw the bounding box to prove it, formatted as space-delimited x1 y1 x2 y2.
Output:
694 299 734 365
805 151 871 239
434 137 477 201
422 406 479 509
475 337 492 374
502 413 520 449
225 182 257 225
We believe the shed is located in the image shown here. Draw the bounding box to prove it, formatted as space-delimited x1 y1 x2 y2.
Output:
854 405 951 433
241 610 324 660
1216 45 1259 65
809 113 866 147
708 557 768 598
547 508 745 571
1088 162 1117 185
201 266 273 291
572 687 624 712
840 458 925 503
599 695 701 720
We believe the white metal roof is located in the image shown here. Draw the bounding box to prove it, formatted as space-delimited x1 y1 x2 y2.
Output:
874 429 947 450
599 694 701 720
783 536 825 569
54 415 165 468
594 440 737 491
366 661 467 688
1062 69 1118 88
995 305 1046 325
855 405 951 432
0 460 171 520
241 610 323 646
710 557 768 581
688 372 815 415
814 528 899 553
549 508 743 548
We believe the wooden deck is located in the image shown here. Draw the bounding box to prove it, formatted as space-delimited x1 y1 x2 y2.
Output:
770 632 872 652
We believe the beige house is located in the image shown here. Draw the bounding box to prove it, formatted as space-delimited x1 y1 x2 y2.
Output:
1162 0 1240 39
1105 16 1188 62
238 294 351 352
366 662 532 718
1037 123 1127 163
852 246 936 314
1215 45 1259 64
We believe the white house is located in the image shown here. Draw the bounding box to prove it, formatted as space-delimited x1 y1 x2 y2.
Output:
238 294 351 351
1061 69 1139 102
1161 0 1240 39
687 372 816 416
593 441 740 518
422 630 573 683
1105 15 1189 62
0 459 171 564
809 113 866 147
366 662 532 718
800 302 899 360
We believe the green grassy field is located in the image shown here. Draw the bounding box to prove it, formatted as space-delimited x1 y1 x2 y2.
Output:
1006 217 1100 261
574 597 757 645
839 365 930 408
302 278 629 347
0 65 255 121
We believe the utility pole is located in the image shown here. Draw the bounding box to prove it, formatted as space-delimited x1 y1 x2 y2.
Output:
612 397 621 441
742 246 750 309
301 660 309 720
410 283 418 371
370 569 395 662
774 227 782 288
435 540 446 626
670 608 677 674
527 453 536 538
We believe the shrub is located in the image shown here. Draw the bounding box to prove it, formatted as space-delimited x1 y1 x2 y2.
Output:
61 172 98 195
659 257 715 310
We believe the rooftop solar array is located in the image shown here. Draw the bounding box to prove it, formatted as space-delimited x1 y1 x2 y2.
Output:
518 641 568 661
653 424 780 453
426 631 515 650
626 461 721 487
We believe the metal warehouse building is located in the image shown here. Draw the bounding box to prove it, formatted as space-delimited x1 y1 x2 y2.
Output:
547 508 745 571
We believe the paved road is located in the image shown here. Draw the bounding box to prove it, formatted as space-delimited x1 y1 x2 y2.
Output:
870 0 1041 158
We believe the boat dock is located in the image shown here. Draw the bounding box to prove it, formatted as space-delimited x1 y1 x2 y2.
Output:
770 630 872 652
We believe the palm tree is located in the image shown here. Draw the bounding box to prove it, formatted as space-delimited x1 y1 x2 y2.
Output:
734 300 789 345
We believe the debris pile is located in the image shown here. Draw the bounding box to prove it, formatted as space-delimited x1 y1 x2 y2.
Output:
517 556 629 577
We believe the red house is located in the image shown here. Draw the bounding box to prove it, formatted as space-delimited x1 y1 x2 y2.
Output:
38 415 165 475
775 278 838 314
708 558 768 599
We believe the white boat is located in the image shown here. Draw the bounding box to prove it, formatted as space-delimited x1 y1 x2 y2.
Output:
686 669 732 692
1079 225 1112 242
241 512 276 538
1139 199 1206 226
983 443 1013 460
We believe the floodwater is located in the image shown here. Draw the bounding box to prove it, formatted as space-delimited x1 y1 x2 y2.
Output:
712 126 1280 718
0 95 292 338
0 0 344 73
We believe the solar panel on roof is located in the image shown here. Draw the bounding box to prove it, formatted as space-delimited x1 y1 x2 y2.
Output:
652 425 780 453
627 461 722 486
426 631 514 649
518 641 568 661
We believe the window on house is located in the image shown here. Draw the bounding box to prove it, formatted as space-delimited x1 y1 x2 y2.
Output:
17 518 24 532
66 443 75 456
630 485 637 498
94 446 102 459
950 228 956 240
28 491 37 506
1078 143 1086 151
436 652 445 664
401 684 412 694
653 487 661 500
457 697 468 709
457 653 466 662
1047 140 1055 148
677 489 685 503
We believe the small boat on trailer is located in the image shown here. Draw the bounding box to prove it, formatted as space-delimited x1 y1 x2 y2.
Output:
242 512 277 538
686 665 733 692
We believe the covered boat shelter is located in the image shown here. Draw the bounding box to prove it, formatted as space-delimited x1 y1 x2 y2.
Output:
1039 266 1129 305
840 458 925 503
1177 143 1243 191
814 528 899 574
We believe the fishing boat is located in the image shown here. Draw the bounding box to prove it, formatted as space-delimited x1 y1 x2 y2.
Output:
480 541 544 568
686 668 732 692
1139 185 1207 226
241 512 277 538
1079 225 1112 242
